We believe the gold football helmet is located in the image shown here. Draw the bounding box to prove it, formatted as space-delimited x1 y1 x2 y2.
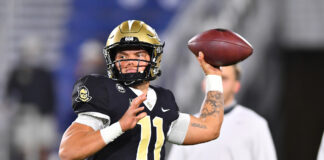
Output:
103 20 164 85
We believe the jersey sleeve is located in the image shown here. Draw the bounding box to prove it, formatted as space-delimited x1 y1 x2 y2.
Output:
167 112 190 144
74 112 110 130
164 89 190 144
72 75 109 115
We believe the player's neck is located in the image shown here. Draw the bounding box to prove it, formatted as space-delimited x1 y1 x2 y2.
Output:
132 81 150 94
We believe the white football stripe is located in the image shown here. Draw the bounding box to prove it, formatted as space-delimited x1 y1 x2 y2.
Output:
128 20 135 31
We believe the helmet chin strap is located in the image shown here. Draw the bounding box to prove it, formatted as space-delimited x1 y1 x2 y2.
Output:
123 79 141 86
124 81 136 86
118 72 146 86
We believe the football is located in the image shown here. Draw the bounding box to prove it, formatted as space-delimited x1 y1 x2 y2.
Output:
188 28 253 66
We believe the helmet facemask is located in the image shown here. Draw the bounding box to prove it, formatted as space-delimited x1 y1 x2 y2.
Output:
103 41 163 86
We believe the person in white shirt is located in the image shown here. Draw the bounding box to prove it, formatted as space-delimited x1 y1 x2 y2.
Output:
167 65 277 160
317 132 324 160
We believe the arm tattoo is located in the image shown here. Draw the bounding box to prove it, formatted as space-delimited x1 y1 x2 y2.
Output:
191 91 223 129
191 123 207 129
200 91 224 118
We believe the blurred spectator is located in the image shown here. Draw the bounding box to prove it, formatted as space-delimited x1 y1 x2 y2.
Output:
75 39 106 78
5 36 57 160
167 65 277 160
56 39 106 135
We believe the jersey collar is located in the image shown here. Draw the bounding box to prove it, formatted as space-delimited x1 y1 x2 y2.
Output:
129 87 157 111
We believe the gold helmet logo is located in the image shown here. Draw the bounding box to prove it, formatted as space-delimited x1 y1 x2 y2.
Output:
76 86 92 102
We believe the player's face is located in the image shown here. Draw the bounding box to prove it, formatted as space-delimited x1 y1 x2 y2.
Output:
115 49 150 74
221 66 240 106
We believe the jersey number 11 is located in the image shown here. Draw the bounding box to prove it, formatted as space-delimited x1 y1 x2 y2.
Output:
137 116 164 160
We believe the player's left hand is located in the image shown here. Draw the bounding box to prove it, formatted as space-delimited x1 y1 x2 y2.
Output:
196 51 222 75
119 93 147 132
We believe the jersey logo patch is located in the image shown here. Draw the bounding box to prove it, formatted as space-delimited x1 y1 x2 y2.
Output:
161 107 170 112
76 86 92 102
116 83 126 93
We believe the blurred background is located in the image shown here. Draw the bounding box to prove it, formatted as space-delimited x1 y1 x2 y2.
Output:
0 0 323 159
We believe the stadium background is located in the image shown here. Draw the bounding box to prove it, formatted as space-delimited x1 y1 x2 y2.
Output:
0 0 323 159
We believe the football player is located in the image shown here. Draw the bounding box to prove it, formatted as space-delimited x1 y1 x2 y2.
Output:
59 20 224 160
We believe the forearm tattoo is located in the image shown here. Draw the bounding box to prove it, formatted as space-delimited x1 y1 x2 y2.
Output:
191 91 224 129
201 91 223 118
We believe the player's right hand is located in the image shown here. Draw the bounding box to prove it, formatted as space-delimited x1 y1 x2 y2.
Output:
119 94 147 132
197 51 222 75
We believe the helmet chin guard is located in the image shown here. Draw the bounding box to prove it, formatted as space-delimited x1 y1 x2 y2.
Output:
103 20 164 86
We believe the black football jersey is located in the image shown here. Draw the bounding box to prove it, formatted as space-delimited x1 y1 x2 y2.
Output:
72 74 180 160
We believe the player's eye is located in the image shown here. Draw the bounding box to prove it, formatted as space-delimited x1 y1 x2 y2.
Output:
137 52 149 59
137 53 144 57
117 55 127 59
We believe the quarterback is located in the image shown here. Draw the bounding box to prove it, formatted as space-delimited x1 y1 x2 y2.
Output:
59 20 224 160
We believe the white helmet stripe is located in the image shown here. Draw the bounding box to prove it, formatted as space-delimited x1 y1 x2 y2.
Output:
128 20 135 31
